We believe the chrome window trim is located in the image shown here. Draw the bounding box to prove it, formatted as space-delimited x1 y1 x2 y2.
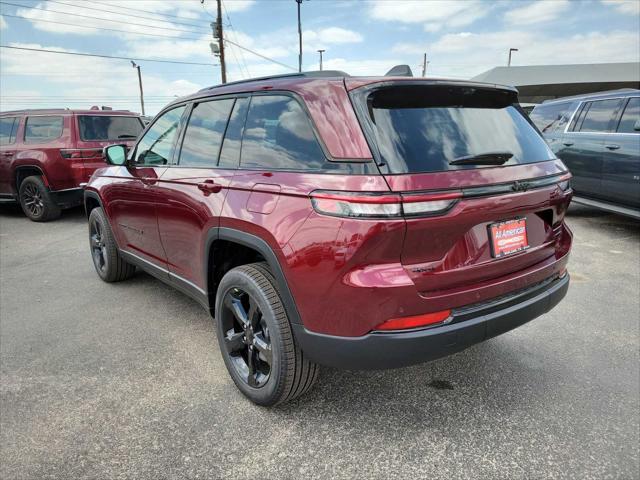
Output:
563 96 638 135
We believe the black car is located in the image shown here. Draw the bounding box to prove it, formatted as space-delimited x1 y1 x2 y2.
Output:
531 89 639 219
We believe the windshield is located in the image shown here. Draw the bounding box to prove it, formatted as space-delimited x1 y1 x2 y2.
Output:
364 85 555 174
78 115 144 141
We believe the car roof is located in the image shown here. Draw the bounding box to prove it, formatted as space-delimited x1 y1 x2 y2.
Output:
0 108 140 116
540 88 639 105
169 71 518 108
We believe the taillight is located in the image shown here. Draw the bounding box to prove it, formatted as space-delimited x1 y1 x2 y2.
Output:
374 309 452 331
310 190 461 219
60 148 103 160
558 172 572 191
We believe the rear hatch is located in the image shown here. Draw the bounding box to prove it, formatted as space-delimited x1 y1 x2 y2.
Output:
72 113 143 181
350 81 571 299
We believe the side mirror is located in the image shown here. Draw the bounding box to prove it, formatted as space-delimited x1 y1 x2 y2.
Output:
104 144 127 166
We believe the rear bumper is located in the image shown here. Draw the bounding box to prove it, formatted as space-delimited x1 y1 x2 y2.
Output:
293 273 569 370
49 187 84 209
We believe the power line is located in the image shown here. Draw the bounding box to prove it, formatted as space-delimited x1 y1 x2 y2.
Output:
0 12 203 40
0 45 218 66
91 0 212 23
223 38 296 71
0 1 207 36
45 0 211 32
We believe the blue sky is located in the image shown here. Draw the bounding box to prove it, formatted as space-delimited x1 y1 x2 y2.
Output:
1 0 639 114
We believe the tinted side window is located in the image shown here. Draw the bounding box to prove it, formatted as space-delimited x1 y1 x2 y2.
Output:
578 99 623 133
240 95 326 170
135 106 186 166
617 97 640 134
0 117 17 145
179 99 234 167
78 115 143 141
24 116 63 143
530 102 571 133
219 97 249 168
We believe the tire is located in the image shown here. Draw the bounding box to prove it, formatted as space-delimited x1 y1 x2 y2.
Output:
88 207 135 282
18 176 61 222
215 262 319 406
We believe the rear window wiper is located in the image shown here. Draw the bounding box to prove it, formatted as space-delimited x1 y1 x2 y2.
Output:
117 134 138 139
449 152 513 166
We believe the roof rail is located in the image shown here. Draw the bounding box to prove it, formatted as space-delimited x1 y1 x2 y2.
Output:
199 70 350 92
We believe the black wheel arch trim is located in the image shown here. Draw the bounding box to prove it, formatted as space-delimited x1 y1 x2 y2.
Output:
205 227 303 325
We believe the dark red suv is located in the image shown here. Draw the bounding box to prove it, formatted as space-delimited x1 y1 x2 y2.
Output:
84 72 573 405
0 108 144 221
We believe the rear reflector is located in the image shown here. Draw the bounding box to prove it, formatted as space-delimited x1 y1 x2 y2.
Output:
60 148 103 160
374 310 452 331
310 190 460 219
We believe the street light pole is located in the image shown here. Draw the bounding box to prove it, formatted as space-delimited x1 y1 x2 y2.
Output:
131 61 145 116
317 49 325 71
508 48 518 67
421 52 427 76
296 0 303 72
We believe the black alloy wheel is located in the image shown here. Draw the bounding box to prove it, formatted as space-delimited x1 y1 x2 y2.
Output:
21 182 44 218
220 286 273 388
90 216 108 274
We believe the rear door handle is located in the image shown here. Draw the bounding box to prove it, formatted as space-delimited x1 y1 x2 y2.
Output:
197 179 222 195
605 144 620 150
562 142 574 147
0 151 13 157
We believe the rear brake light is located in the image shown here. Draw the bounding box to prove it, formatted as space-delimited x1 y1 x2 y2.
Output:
375 310 452 331
60 148 103 160
310 190 461 219
558 173 571 191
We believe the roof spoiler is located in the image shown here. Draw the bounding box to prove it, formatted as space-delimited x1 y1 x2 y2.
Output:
385 65 413 77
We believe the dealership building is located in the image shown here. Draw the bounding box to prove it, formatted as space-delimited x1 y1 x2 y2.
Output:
471 62 640 103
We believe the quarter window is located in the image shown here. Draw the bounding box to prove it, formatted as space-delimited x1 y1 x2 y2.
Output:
178 99 234 167
134 106 186 166
0 117 18 145
240 95 326 170
530 102 572 133
24 116 63 143
617 97 639 134
577 99 623 133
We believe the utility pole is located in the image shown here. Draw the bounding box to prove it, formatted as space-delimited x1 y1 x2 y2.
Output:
317 49 325 71
296 0 303 72
216 0 227 83
508 48 518 67
131 61 145 116
421 52 427 76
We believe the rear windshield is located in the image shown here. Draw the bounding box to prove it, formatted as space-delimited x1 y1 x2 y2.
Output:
364 85 555 174
78 115 143 141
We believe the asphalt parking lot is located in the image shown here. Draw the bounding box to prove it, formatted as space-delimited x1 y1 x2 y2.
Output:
0 203 638 480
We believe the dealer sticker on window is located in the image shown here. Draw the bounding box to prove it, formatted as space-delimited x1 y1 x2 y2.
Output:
488 218 529 258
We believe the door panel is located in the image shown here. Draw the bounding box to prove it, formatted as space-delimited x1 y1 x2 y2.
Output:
0 116 20 195
102 165 168 266
155 98 238 288
156 167 235 286
556 133 604 197
600 97 640 207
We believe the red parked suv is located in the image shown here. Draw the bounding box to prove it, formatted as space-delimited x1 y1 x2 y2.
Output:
84 71 573 405
0 108 143 221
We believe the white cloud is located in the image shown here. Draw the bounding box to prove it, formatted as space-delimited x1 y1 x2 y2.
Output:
415 29 640 78
315 58 402 76
309 27 364 44
0 16 7 29
368 0 488 31
601 0 640 15
0 43 205 114
504 0 571 25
